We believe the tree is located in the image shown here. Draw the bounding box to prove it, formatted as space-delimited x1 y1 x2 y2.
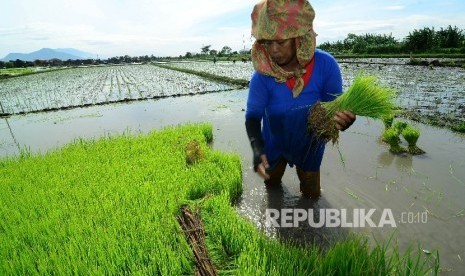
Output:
33 59 47 67
201 45 211 55
184 52 193 58
403 27 436 52
220 45 232 56
4 62 14 68
13 59 26 68
209 49 218 56
435 25 464 48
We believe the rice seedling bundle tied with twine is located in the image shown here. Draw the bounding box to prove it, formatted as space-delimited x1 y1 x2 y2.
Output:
308 74 397 144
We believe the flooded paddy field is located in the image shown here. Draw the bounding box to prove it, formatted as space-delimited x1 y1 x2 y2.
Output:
1 60 464 273
1 89 464 273
164 59 465 131
0 64 233 115
338 59 465 130
1 60 464 131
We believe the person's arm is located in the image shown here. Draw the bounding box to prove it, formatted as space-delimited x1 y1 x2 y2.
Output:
245 118 266 170
245 72 270 179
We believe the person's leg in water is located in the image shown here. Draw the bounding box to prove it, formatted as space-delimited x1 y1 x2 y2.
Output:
264 158 287 187
296 167 321 199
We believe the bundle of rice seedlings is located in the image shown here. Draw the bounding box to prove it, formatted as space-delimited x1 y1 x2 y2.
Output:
383 128 407 154
382 114 394 130
380 115 395 143
185 139 204 165
393 121 408 135
308 74 396 144
402 126 425 155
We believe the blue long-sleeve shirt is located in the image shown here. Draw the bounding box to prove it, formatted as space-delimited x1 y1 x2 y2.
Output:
245 49 342 171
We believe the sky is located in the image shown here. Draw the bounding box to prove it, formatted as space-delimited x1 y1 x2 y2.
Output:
1 0 465 59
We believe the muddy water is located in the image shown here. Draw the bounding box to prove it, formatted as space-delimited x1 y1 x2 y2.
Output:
1 90 464 273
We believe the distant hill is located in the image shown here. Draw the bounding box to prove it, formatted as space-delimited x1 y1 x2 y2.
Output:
1 48 96 62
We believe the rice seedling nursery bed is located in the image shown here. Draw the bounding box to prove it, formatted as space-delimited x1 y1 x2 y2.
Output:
0 123 438 274
159 60 254 82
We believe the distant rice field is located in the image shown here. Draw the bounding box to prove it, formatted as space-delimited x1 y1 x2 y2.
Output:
0 64 232 115
1 60 464 129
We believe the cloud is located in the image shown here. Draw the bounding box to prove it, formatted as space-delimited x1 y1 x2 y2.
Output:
316 14 445 43
384 5 405 10
2 0 465 58
0 0 254 57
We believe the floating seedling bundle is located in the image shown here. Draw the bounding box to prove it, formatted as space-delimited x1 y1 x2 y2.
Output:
382 114 394 130
402 126 425 155
383 128 407 154
308 74 397 144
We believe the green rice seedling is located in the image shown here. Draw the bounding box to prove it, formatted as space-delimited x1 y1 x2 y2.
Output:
402 126 425 155
380 115 395 143
0 122 439 275
383 128 407 154
393 121 408 135
308 74 397 144
201 192 439 275
0 123 241 275
452 122 465 133
382 114 394 130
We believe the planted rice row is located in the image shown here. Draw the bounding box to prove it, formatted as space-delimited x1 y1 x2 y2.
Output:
0 65 232 115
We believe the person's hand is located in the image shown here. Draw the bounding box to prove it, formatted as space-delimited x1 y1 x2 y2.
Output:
334 111 356 131
256 154 270 180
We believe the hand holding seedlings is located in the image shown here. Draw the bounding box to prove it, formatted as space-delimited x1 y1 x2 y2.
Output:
334 111 356 131
308 74 396 144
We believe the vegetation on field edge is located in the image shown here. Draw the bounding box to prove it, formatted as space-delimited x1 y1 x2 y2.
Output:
153 63 250 88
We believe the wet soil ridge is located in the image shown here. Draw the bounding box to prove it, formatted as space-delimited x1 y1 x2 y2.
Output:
337 58 465 68
178 206 217 276
154 63 250 88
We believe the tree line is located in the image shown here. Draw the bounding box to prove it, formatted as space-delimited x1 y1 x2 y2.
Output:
0 55 163 69
0 47 248 69
2 25 464 69
319 25 465 55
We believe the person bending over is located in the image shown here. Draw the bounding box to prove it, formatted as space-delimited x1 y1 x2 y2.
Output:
245 0 356 199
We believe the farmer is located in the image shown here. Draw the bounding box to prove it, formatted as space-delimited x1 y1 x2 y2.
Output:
245 0 356 199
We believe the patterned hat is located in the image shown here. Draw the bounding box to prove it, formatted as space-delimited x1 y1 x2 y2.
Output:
251 0 317 97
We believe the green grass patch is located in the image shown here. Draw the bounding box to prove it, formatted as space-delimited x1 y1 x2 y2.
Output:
0 68 34 75
451 122 465 133
0 68 35 79
0 123 439 274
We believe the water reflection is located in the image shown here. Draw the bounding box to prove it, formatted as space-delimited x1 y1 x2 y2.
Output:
377 151 416 172
377 151 395 167
264 182 349 249
394 154 413 171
